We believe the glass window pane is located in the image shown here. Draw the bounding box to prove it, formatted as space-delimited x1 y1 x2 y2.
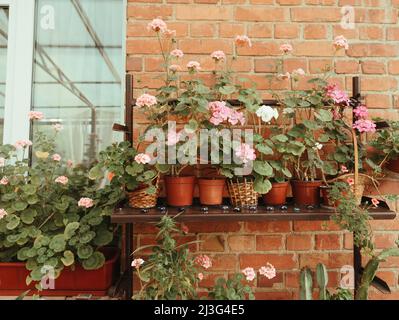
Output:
0 7 9 145
32 0 124 164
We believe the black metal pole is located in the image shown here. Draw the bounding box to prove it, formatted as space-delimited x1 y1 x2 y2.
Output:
125 223 133 299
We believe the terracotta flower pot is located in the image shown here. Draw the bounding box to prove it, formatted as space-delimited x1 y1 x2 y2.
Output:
387 157 399 174
164 176 196 207
291 180 322 206
0 247 119 296
198 178 226 206
262 182 289 206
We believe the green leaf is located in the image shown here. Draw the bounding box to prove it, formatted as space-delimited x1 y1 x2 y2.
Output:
272 134 289 143
253 161 273 176
77 245 94 259
82 252 105 270
184 119 198 134
21 185 37 196
61 250 75 267
315 109 333 122
21 209 37 225
64 222 80 239
256 144 273 155
254 176 272 194
93 229 113 246
49 234 66 253
219 85 236 95
126 163 144 176
88 165 103 180
6 215 21 230
12 201 28 212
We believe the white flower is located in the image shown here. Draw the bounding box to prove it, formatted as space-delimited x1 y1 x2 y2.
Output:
314 143 323 150
0 209 8 219
0 157 5 167
292 68 306 77
131 258 144 268
256 105 279 123
242 267 256 281
53 124 63 132
259 263 276 280
283 108 295 115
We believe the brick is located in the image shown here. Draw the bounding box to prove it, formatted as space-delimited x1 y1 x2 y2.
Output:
144 57 164 72
368 44 398 57
127 5 173 19
256 235 284 251
361 77 397 92
257 272 284 288
294 41 337 57
293 221 341 232
179 39 233 54
365 94 392 109
235 7 288 22
274 24 300 39
199 235 225 252
303 25 327 40
211 254 237 271
248 24 273 38
254 58 277 73
228 235 255 252
185 222 242 233
219 23 245 37
315 234 341 250
388 27 399 41
191 23 217 37
127 39 162 54
254 291 294 300
198 273 225 289
291 8 341 22
332 25 358 39
361 61 386 74
335 60 359 74
285 272 300 288
309 59 333 74
250 0 274 3
286 234 313 251
237 41 280 56
239 254 297 269
306 0 336 4
126 57 142 72
373 233 399 249
359 26 384 40
283 58 307 73
176 5 232 20
246 221 291 233
375 271 397 287
389 61 399 75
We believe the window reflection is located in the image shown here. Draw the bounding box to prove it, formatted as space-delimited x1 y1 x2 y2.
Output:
32 0 124 164
0 7 9 145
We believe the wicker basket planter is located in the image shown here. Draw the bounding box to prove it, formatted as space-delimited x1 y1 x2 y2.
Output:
227 177 258 207
127 177 160 209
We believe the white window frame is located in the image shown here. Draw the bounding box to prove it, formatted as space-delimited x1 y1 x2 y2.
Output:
2 0 35 144
2 0 126 146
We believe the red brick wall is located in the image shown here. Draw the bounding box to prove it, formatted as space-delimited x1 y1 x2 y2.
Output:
127 1 399 299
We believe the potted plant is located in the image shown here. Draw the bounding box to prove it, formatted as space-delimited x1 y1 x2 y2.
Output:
369 119 399 174
0 114 123 296
131 213 276 300
89 142 159 209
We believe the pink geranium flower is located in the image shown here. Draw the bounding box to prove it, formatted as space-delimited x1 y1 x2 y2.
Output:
0 209 8 219
195 255 212 269
169 64 181 73
347 177 355 186
136 94 157 108
67 160 73 168
353 119 376 133
341 165 349 173
0 177 9 185
52 154 61 162
371 198 380 207
228 109 246 126
78 197 94 208
55 176 68 185
187 61 201 72
131 258 144 268
353 105 368 119
134 153 151 164
235 35 252 48
326 83 350 105
166 130 182 146
198 273 204 281
170 49 184 58
14 140 32 149
334 35 349 50
259 263 276 279
211 50 226 62
292 68 305 77
242 267 256 281
147 18 167 33
28 111 44 120
280 43 293 54
235 143 256 163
